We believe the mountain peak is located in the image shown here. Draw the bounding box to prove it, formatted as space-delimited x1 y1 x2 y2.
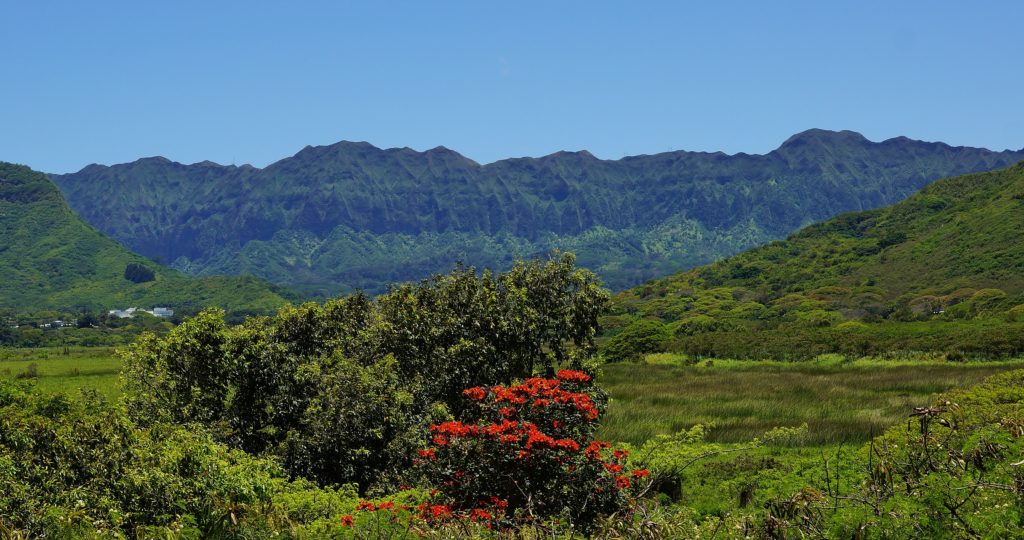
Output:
543 149 598 161
779 129 869 150
132 156 173 165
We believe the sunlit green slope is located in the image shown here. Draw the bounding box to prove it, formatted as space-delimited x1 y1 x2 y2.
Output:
0 162 289 316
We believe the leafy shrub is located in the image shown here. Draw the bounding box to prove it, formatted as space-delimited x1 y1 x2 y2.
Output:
673 314 722 336
0 380 359 537
14 362 38 379
1005 303 1024 322
968 287 1008 313
801 369 1024 538
602 319 672 362
123 262 155 283
794 309 842 327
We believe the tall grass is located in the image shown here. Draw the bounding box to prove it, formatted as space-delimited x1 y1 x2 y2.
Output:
0 347 121 398
597 354 1024 445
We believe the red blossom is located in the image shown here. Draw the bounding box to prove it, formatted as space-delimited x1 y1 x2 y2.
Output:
585 440 611 459
615 475 631 489
463 387 487 400
490 497 509 509
632 469 650 478
469 508 493 522
556 369 591 382
418 504 453 521
417 448 437 460
340 514 354 526
555 438 581 451
525 424 556 449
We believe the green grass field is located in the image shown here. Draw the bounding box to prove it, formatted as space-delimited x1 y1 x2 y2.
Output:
597 353 1024 445
0 347 121 398
5 347 1023 449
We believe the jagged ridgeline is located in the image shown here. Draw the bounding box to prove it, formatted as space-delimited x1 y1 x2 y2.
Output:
610 162 1024 359
51 130 1024 296
0 162 289 316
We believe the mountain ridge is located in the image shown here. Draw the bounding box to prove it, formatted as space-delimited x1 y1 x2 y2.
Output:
70 129 1024 172
51 130 1024 296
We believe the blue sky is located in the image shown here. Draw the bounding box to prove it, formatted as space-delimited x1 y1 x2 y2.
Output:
3 1 1022 173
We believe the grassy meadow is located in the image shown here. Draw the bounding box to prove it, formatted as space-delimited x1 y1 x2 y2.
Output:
4 346 1023 449
0 347 121 398
598 353 1024 445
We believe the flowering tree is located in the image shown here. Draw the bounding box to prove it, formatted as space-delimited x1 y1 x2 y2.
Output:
343 370 650 532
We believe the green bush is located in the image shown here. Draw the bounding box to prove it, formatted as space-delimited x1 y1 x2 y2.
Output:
0 380 359 537
673 314 721 336
1005 303 1024 322
123 262 155 283
602 319 672 362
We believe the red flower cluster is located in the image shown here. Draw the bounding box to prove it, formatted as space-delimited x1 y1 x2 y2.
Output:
409 375 650 530
556 369 591 383
431 420 478 446
463 387 486 400
432 416 583 458
469 508 492 522
341 498 509 528
355 500 401 512
419 503 453 522
585 440 611 459
485 376 600 421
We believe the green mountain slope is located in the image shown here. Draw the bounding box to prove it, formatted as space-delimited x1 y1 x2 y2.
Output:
609 162 1024 358
51 130 1024 296
0 162 290 316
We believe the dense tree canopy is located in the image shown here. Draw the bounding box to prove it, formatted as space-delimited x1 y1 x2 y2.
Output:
121 253 610 490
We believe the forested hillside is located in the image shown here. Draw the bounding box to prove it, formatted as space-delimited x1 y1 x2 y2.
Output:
52 130 1024 295
608 161 1024 359
0 162 289 316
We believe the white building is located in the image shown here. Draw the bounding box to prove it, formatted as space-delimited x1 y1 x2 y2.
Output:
108 307 174 319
